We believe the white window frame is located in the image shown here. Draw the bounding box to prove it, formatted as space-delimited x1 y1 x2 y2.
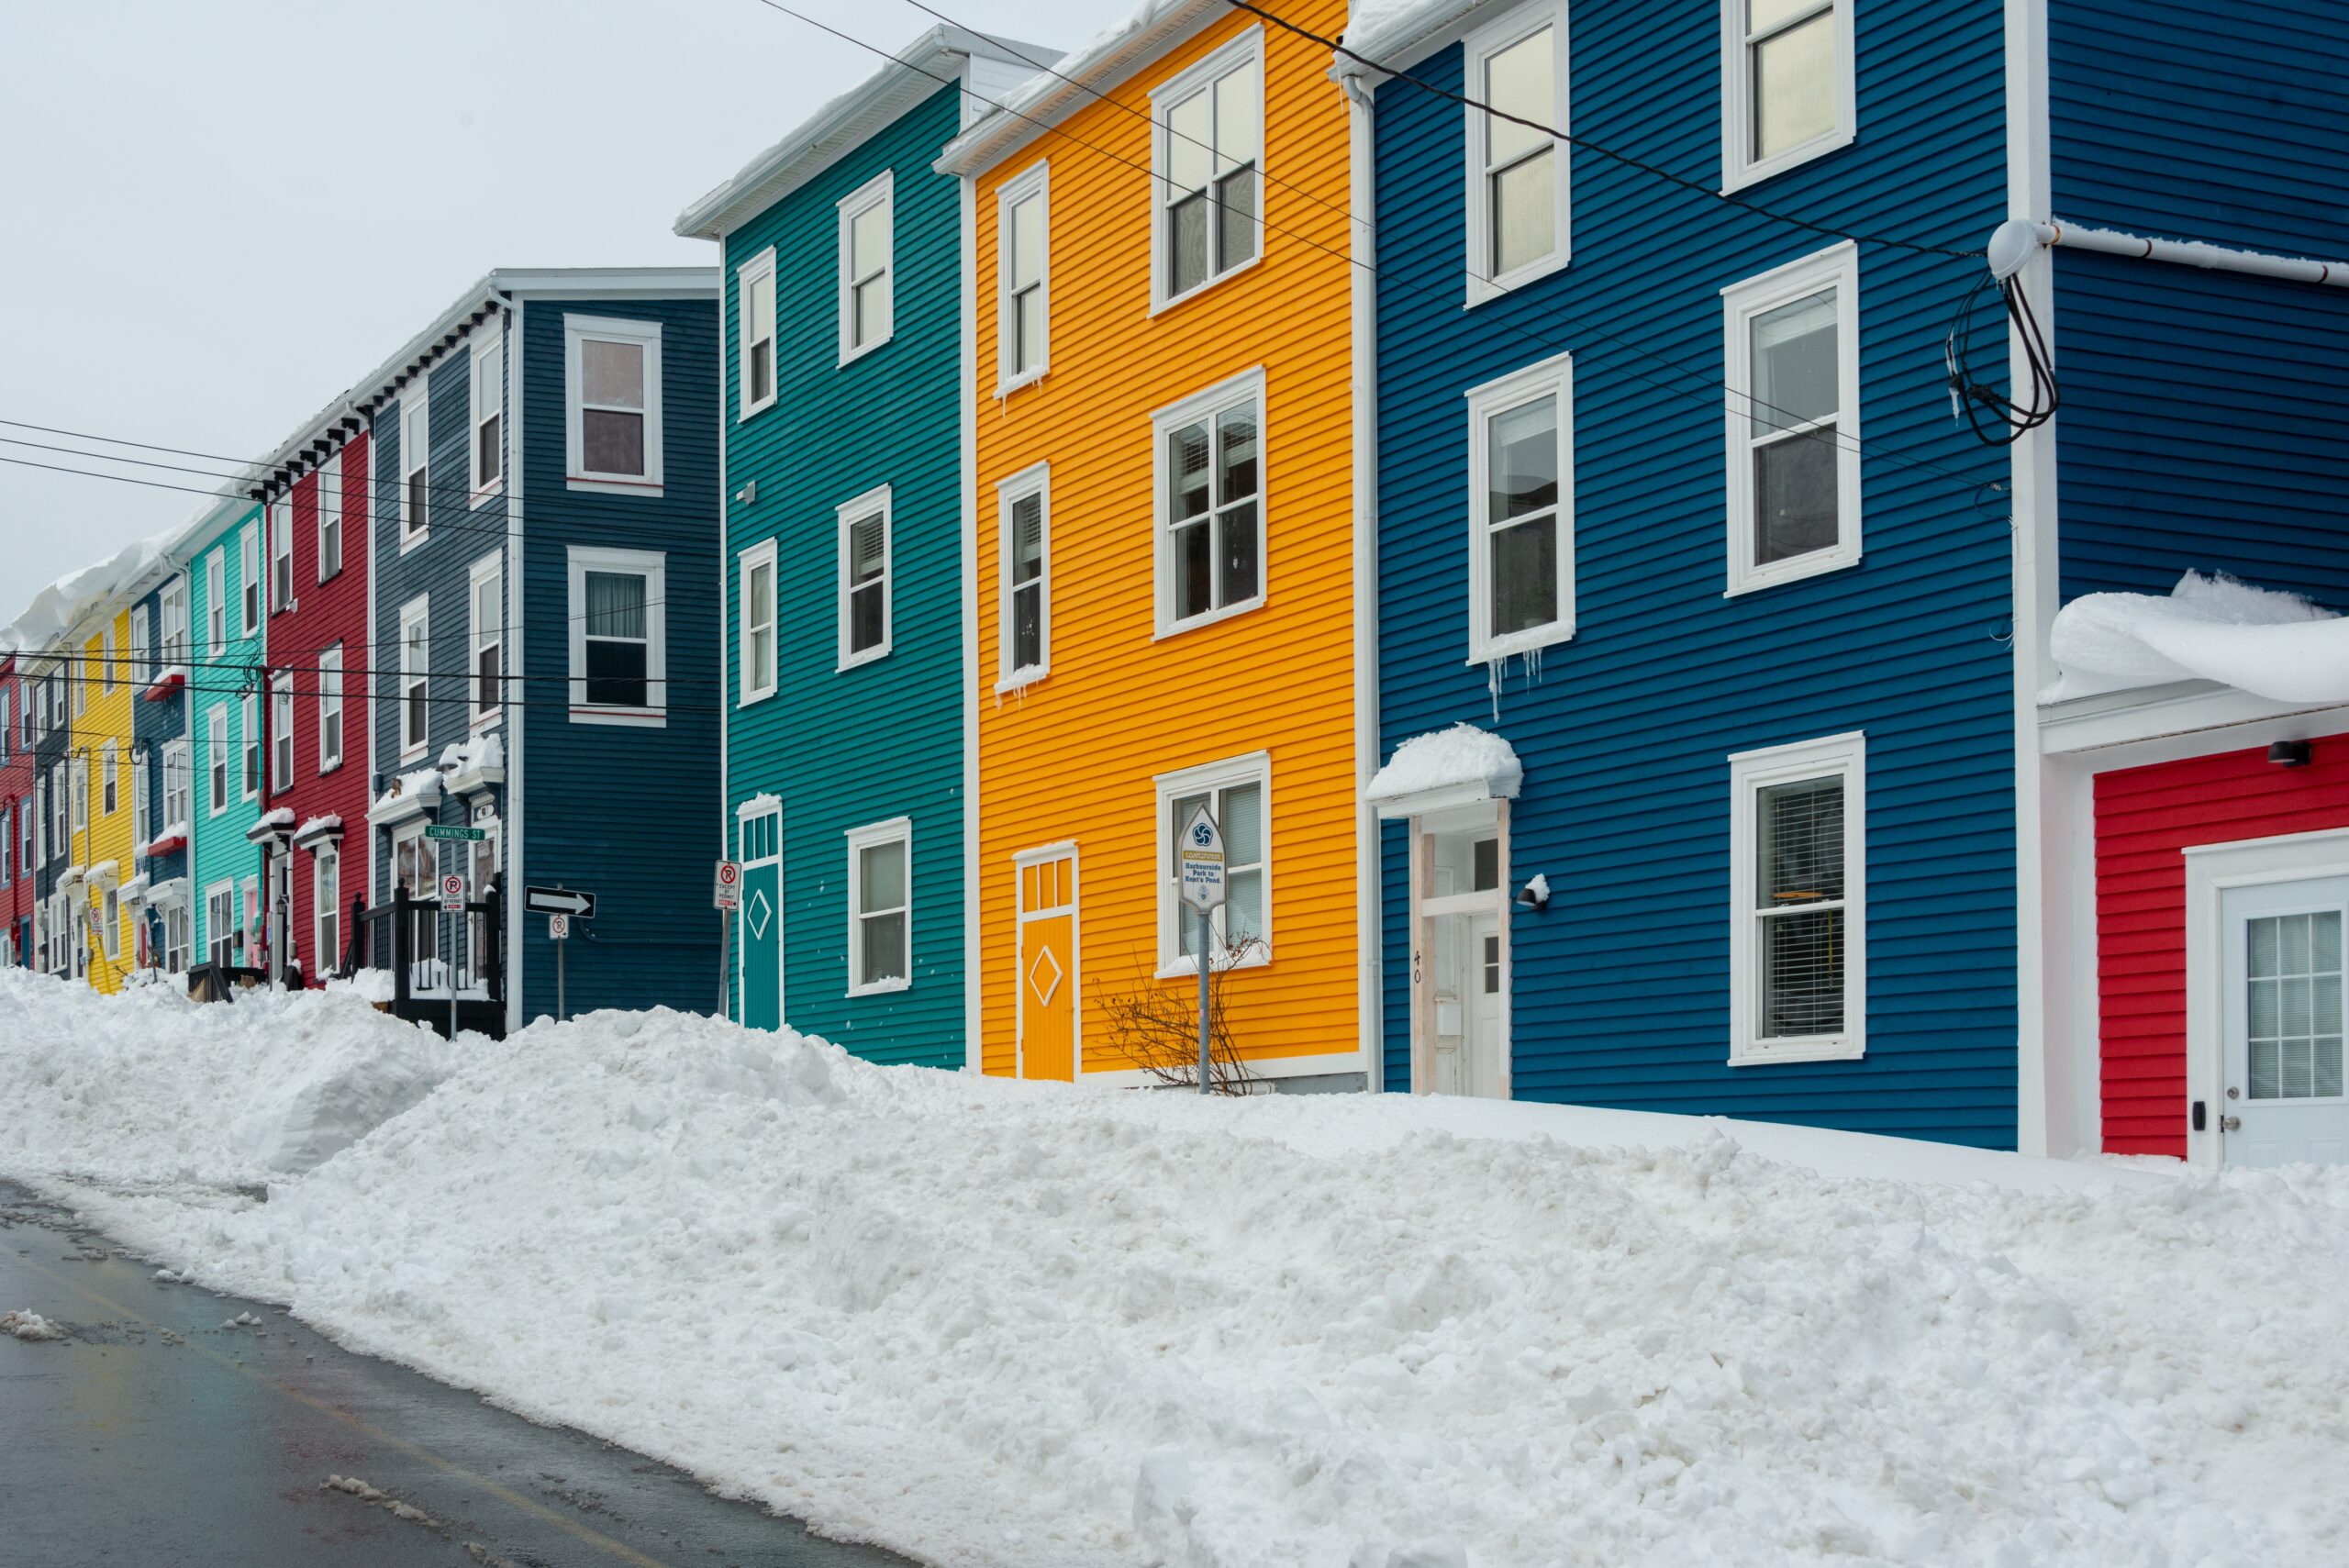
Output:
1727 730 1865 1065
835 484 894 671
269 499 293 614
1720 0 1854 193
100 628 116 694
1465 350 1575 662
469 317 505 506
996 462 1051 691
1 803 9 888
1152 366 1268 639
132 751 148 848
566 546 668 726
317 450 344 580
738 539 778 705
18 790 30 878
468 553 503 728
400 390 431 549
1721 241 1861 595
239 521 262 634
163 739 190 830
102 740 117 817
737 248 779 419
73 643 89 717
318 644 344 772
71 755 87 837
995 161 1051 394
564 314 665 495
844 816 912 997
836 170 896 366
206 550 226 656
129 606 149 685
1463 0 1572 305
1153 751 1273 977
315 844 340 982
399 596 431 761
205 879 236 968
160 579 188 666
207 706 228 816
1149 27 1266 314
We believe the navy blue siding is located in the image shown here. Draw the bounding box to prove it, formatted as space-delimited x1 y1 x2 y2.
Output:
2051 0 2349 606
129 578 189 909
1374 2 2018 1141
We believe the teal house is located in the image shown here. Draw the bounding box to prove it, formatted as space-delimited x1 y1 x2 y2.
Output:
184 495 267 968
675 27 1052 1062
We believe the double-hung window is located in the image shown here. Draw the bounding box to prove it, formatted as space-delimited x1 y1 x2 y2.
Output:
1157 752 1269 971
317 451 344 580
845 817 910 995
1729 731 1865 1063
399 598 430 759
996 465 1049 688
49 764 64 860
1466 351 1575 661
468 554 502 726
1722 242 1859 593
73 645 89 717
133 754 148 847
17 792 29 877
160 581 188 667
163 740 190 829
401 391 431 546
738 540 777 704
319 645 343 771
271 673 293 794
315 846 340 980
470 317 504 503
70 757 87 838
1154 369 1264 635
996 162 1049 389
1721 0 1853 190
270 500 293 613
836 486 892 669
837 172 894 363
738 250 777 417
240 523 262 634
206 550 226 655
240 695 259 800
568 547 667 723
207 706 228 814
565 316 664 494
129 606 149 685
101 741 117 817
1 805 9 887
1152 30 1262 307
1464 2 1570 301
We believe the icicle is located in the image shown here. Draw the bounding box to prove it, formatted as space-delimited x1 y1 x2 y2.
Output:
1486 655 1505 722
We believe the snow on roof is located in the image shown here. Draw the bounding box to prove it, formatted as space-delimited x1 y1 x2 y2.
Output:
0 518 193 658
369 767 444 825
2042 570 2349 706
146 875 189 907
294 815 345 847
85 860 118 886
439 734 505 776
258 807 295 829
935 0 1211 175
117 873 151 902
1366 724 1523 814
1341 0 1492 68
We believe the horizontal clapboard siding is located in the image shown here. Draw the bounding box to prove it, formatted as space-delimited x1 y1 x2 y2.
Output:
1375 1 2018 1142
189 502 268 959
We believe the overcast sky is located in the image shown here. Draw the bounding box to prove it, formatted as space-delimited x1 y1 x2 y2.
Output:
0 0 1104 612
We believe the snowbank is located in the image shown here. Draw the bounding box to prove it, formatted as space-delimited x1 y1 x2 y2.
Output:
1364 723 1522 810
4 977 2346 1567
2043 569 2349 704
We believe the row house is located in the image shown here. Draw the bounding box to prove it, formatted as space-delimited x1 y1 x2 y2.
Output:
0 656 26 965
184 495 270 973
126 521 201 977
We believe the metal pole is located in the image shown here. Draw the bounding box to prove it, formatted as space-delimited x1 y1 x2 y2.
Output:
1197 904 1212 1095
556 929 566 1023
447 901 459 1043
718 910 732 1020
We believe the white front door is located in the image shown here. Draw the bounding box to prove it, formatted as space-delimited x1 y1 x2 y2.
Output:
2222 875 2347 1166
1413 818 1509 1100
1466 910 1505 1099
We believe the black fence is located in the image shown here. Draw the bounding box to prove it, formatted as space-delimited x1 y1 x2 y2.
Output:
350 882 505 1040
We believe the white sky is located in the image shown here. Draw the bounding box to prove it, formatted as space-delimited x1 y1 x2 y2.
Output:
0 0 1105 612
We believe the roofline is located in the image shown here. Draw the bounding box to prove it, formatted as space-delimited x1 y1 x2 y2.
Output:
933 0 1220 177
675 25 1061 241
1333 0 1494 83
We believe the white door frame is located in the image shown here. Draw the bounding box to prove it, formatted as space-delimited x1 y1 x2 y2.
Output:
2183 826 2349 1168
1407 801 1511 1098
736 796 783 1027
1013 840 1080 1081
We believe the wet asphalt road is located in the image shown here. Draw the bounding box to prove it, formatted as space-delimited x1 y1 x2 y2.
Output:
0 1180 917 1568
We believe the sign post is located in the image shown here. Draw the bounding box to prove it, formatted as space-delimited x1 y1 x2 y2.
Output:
522 888 595 1025
1176 806 1227 1095
439 870 467 1042
713 861 741 1019
549 914 570 1020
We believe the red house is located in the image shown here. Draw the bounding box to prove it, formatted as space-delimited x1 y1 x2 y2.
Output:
0 655 29 967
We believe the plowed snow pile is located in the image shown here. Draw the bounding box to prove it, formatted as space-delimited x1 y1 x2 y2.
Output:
2 971 2344 1568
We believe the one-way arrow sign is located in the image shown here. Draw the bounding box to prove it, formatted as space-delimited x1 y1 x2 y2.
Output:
524 886 597 920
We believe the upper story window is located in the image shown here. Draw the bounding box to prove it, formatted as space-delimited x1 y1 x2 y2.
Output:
239 522 262 634
401 391 431 548
271 673 294 795
399 597 430 760
270 500 293 613
1722 241 1859 594
130 606 149 684
1729 730 1865 1064
1467 350 1575 662
565 315 665 495
469 554 502 728
205 550 226 655
101 741 117 817
1153 368 1264 637
162 740 190 829
207 706 228 815
997 464 1050 690
470 318 504 505
318 451 344 581
1465 3 1570 302
100 628 115 694
739 539 777 705
318 645 343 771
240 695 259 800
836 484 893 670
1152 29 1262 309
160 580 187 666
568 546 667 725
738 249 778 417
73 643 89 716
838 172 895 364
996 162 1049 390
1720 0 1853 191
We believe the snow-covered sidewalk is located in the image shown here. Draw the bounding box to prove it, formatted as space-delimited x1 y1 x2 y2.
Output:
2 973 2343 1568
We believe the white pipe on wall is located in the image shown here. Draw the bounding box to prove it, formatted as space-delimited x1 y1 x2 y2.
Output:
1989 216 2349 288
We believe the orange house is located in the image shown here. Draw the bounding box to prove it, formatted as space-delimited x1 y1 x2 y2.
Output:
938 0 1365 1087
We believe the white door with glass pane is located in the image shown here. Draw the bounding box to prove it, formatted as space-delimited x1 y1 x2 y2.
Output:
2222 876 2347 1166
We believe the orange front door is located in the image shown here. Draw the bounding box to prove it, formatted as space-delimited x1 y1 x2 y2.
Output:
1019 851 1076 1080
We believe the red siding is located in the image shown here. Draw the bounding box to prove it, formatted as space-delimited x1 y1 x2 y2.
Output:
273 437 372 984
2095 732 2349 1155
0 667 29 960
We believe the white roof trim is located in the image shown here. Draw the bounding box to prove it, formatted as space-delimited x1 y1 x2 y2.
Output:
935 0 1220 177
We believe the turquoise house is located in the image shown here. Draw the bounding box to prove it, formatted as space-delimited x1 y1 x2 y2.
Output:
184 497 267 968
675 27 1052 1062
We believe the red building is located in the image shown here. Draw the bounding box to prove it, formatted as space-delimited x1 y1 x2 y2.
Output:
0 655 29 967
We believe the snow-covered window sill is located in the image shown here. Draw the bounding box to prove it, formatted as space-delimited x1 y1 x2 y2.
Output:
1729 1041 1865 1068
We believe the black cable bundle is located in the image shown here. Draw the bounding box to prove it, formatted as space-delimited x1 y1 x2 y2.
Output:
1945 269 2060 445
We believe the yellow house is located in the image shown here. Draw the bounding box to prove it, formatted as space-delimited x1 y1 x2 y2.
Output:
939 0 1364 1087
63 601 139 994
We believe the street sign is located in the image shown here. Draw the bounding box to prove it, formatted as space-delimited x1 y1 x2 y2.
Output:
1177 806 1226 912
524 886 597 919
425 825 486 842
548 913 570 941
713 860 741 911
440 872 467 913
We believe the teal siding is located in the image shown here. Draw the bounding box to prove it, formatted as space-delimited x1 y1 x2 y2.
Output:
186 502 267 960
720 83 966 1065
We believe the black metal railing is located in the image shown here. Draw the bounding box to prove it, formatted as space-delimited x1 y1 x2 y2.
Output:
351 881 504 1039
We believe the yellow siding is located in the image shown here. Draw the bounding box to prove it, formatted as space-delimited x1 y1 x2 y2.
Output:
972 4 1357 1077
74 607 139 993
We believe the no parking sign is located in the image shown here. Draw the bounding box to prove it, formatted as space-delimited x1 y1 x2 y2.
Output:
713 860 741 911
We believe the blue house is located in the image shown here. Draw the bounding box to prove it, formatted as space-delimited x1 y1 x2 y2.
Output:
1349 0 2019 1143
674 27 1052 1062
124 523 205 977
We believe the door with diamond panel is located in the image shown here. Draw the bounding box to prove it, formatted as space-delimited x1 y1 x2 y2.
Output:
1018 848 1077 1080
738 801 783 1032
2221 875 2347 1166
